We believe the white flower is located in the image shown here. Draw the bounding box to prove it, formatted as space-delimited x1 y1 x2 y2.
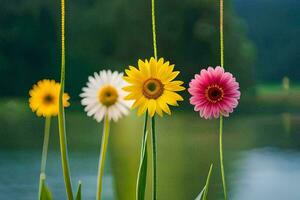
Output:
80 70 132 122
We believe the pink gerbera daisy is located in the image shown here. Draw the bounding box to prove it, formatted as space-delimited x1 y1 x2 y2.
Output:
188 66 240 119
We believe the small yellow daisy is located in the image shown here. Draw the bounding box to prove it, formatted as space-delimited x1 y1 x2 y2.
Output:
123 57 185 117
29 79 70 117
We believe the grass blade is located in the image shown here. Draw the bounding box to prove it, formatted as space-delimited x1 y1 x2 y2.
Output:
75 181 82 200
195 186 206 200
40 173 53 200
136 130 148 200
202 164 213 200
195 164 213 200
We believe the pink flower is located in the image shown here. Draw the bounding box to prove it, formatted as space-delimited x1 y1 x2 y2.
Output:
188 66 240 119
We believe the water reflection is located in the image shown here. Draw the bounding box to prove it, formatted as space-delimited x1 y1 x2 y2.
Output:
232 148 300 200
1 108 300 199
0 151 115 200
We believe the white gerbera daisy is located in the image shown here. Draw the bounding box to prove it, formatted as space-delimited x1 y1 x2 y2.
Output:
80 70 132 122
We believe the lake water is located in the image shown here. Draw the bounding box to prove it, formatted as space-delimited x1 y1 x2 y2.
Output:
0 101 300 199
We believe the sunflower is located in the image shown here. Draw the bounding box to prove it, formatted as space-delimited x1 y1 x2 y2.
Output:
80 70 132 122
29 79 70 117
123 57 185 117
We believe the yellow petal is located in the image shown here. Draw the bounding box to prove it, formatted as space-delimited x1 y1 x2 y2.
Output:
126 66 144 80
162 71 180 84
123 76 142 85
164 81 185 91
155 101 163 117
158 58 164 66
164 90 184 102
137 99 149 116
125 92 142 100
160 95 178 106
132 96 146 109
138 59 150 78
149 57 157 77
123 85 142 92
147 99 157 117
157 97 171 115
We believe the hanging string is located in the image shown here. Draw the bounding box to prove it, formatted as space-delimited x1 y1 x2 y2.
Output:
60 0 65 88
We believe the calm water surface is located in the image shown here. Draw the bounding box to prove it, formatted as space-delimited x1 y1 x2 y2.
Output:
0 107 300 200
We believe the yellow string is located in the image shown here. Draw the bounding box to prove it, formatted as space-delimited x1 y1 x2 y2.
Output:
60 0 65 88
151 0 158 59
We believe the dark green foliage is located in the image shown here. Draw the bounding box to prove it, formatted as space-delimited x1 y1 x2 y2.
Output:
235 0 300 82
0 0 255 98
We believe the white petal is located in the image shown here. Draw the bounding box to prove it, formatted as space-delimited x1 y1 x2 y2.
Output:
87 104 101 117
95 106 106 122
115 102 130 116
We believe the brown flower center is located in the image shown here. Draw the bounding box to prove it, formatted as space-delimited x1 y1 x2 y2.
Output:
205 84 224 103
98 85 118 107
43 94 55 105
143 78 164 99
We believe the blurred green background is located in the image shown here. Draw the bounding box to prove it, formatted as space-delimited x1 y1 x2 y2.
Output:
0 0 300 199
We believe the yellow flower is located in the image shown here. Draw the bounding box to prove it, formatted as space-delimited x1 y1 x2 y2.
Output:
29 79 70 117
123 57 185 117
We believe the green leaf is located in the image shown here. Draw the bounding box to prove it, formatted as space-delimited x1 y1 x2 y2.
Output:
40 174 53 200
195 186 206 200
75 181 82 200
136 130 149 200
195 164 213 200
202 164 213 200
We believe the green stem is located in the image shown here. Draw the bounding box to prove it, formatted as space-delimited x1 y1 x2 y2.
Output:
96 115 111 200
136 112 149 199
58 0 74 199
150 0 158 198
219 0 227 199
151 116 157 200
38 116 51 199
151 0 158 60
58 109 74 200
41 117 51 173
220 0 224 68
219 116 227 200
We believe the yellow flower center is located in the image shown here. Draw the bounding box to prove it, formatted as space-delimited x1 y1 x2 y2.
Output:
143 78 164 99
43 94 55 105
98 85 118 107
205 84 224 103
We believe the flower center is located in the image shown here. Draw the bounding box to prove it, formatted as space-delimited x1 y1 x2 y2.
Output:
98 85 118 107
43 94 55 105
143 78 164 99
205 84 224 103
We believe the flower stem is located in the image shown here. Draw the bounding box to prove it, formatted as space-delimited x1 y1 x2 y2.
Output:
41 117 51 173
220 0 224 68
58 0 74 199
219 0 227 199
151 0 158 60
151 0 158 198
38 116 51 198
136 112 149 199
151 116 157 200
219 116 227 200
96 115 111 200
